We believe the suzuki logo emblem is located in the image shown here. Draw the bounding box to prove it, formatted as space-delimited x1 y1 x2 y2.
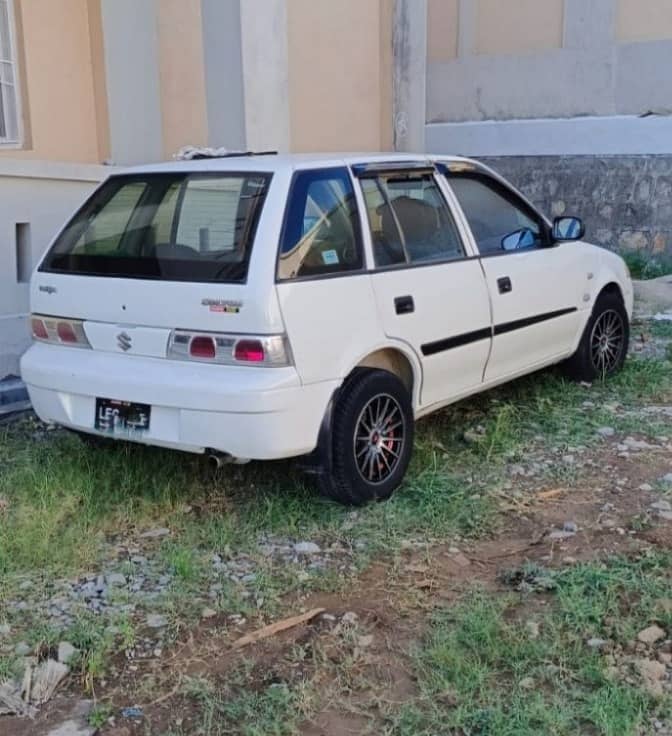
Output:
117 332 132 352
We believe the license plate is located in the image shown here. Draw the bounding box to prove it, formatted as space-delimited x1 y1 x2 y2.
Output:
95 398 151 436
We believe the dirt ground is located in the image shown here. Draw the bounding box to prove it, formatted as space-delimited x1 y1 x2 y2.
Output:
6 436 672 736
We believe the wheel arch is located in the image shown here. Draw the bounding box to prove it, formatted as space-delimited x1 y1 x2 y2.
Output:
353 346 419 406
300 344 421 477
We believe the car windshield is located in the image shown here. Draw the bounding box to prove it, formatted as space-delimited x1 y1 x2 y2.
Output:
41 172 271 282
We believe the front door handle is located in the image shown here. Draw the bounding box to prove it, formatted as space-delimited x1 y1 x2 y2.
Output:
497 277 512 294
394 295 415 315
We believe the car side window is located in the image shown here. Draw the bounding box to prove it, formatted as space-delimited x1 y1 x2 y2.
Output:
360 173 465 267
448 175 546 255
278 167 363 280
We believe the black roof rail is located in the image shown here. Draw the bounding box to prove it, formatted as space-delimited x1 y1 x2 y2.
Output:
351 160 435 177
188 150 279 160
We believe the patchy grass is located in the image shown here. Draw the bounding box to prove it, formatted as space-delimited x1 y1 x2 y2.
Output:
167 670 306 736
0 357 670 591
623 251 672 280
388 553 672 736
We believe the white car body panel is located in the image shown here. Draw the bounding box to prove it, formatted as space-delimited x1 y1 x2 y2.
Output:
21 152 634 462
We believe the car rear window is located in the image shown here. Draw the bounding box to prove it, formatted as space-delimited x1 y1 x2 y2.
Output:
41 173 271 282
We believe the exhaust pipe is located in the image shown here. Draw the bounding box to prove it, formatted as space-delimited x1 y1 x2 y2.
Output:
207 451 250 469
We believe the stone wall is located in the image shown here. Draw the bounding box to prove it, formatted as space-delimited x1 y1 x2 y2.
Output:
479 155 672 258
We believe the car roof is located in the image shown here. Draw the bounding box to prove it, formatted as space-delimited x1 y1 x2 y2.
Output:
117 152 475 176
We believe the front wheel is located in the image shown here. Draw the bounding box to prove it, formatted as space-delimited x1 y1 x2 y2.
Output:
318 369 414 506
562 291 629 382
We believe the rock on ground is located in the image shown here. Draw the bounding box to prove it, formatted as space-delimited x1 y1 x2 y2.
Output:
637 625 667 645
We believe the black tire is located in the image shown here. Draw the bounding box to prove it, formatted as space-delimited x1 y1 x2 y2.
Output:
562 291 629 382
318 369 414 506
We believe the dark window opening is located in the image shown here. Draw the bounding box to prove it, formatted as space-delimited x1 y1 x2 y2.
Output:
40 172 272 283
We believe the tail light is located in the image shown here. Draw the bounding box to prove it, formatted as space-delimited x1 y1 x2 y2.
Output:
30 315 91 348
168 331 291 367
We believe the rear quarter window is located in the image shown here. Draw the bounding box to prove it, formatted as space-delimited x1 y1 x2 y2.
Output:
277 167 363 280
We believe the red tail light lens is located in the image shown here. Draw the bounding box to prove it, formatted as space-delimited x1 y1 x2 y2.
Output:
57 322 78 343
31 318 49 340
168 331 290 366
30 315 91 348
190 336 216 359
234 339 265 363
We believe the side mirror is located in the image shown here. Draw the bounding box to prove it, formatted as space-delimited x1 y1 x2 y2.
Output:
552 216 585 242
501 228 536 251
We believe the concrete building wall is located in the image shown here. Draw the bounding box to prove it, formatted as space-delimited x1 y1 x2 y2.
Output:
0 161 109 375
481 155 672 261
157 0 208 159
100 0 163 165
425 0 672 126
0 0 106 163
287 0 393 152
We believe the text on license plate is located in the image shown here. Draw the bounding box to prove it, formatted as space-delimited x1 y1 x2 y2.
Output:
95 398 151 434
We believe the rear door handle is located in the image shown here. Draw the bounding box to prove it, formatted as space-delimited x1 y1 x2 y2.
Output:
394 295 415 315
497 277 512 294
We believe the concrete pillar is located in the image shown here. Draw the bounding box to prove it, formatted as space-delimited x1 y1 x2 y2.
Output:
393 0 427 152
201 0 246 150
99 0 163 164
239 0 290 152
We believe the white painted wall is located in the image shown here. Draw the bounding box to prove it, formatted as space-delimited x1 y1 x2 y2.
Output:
100 0 163 164
426 115 672 157
0 161 110 377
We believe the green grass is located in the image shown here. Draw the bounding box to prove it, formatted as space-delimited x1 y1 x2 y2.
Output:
623 251 672 280
168 671 305 736
388 553 672 736
0 357 669 592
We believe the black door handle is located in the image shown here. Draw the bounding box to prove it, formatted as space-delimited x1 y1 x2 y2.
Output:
497 277 512 294
394 295 415 315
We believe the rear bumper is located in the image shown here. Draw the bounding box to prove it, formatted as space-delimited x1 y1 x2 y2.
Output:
21 343 337 459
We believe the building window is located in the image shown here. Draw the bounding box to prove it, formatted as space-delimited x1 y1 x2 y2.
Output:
0 0 20 144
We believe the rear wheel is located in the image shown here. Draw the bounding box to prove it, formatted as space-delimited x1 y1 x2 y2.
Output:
562 291 629 382
318 369 414 506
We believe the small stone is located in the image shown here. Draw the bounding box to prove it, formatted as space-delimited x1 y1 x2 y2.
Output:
146 614 168 629
341 611 358 625
651 500 672 512
357 634 374 648
321 613 337 623
58 642 78 664
563 521 579 533
658 652 672 665
597 427 616 437
106 573 127 587
294 542 321 555
639 484 654 492
660 474 672 485
0 623 10 636
525 621 540 640
587 637 608 649
121 706 144 719
139 527 170 539
635 658 667 696
201 607 217 619
14 641 31 656
549 530 575 541
658 511 672 521
637 625 666 645
562 455 575 464
519 677 536 690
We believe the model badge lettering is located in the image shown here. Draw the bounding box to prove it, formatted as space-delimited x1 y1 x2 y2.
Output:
201 298 243 314
117 332 132 352
39 285 57 295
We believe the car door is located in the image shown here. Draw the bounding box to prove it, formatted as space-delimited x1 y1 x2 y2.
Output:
355 164 492 409
442 167 587 383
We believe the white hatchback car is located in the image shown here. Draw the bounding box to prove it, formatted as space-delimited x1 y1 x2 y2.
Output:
22 153 633 504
